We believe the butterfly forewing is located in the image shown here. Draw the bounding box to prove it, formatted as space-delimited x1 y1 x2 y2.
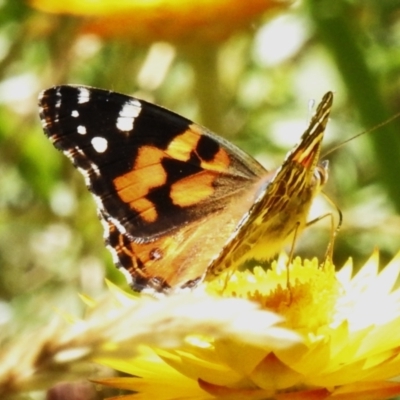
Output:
39 86 265 240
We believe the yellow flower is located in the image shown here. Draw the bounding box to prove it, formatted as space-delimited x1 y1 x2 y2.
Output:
30 0 292 42
0 284 295 398
95 252 400 400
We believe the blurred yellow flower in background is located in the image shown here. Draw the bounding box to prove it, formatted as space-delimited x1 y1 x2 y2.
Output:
30 0 292 42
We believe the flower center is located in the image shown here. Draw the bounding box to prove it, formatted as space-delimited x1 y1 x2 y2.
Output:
207 256 341 333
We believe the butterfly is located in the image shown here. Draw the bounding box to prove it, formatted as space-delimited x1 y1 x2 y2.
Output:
39 86 332 294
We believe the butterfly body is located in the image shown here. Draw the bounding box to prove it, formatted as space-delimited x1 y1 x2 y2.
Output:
39 86 332 293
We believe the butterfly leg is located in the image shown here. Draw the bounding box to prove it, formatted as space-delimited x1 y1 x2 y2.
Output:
306 207 343 264
284 221 303 303
220 269 235 294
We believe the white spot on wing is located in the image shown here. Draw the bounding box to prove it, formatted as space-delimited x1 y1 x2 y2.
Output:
78 87 90 104
116 99 141 132
91 136 108 153
71 110 79 117
77 125 87 135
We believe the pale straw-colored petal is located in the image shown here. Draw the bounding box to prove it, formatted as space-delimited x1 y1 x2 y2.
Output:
0 285 298 398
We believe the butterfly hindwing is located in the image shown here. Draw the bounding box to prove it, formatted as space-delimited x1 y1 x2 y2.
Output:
102 201 259 292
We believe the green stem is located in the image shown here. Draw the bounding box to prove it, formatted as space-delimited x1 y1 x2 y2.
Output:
308 0 400 213
185 45 225 135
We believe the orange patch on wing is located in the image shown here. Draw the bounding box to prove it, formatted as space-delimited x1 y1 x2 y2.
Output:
166 129 200 162
189 124 230 172
200 146 230 172
170 171 216 207
135 146 165 169
114 163 166 202
131 197 158 223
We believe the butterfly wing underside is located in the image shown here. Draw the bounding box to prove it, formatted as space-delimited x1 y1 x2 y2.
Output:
209 92 333 276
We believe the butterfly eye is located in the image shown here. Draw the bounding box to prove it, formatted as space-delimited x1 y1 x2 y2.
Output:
315 160 329 187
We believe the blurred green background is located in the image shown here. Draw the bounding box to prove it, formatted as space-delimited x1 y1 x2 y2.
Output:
2 0 400 395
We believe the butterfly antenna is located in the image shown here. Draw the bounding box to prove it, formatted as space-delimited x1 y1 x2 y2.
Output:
322 110 400 158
